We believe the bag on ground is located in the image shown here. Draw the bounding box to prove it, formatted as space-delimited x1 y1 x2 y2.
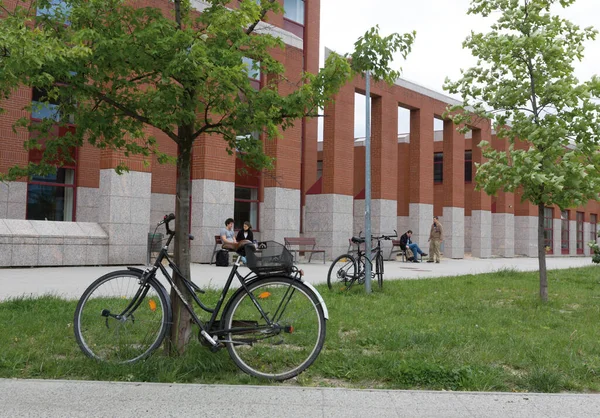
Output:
216 250 229 267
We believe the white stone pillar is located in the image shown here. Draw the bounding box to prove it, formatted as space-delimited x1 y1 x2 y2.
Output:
76 187 100 222
99 170 151 264
584 222 591 256
409 203 433 254
369 199 397 256
471 210 492 258
0 181 27 219
569 219 577 256
443 207 465 259
492 213 515 257
514 216 538 257
553 218 562 256
261 187 300 243
304 194 353 260
190 179 234 263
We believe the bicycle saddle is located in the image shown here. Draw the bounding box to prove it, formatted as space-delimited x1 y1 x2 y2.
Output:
351 237 365 244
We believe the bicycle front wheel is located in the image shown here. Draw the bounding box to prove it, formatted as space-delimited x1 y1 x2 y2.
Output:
327 254 357 291
74 270 171 363
223 277 327 380
376 252 384 289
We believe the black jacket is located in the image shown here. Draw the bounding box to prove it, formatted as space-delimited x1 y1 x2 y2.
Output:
236 229 254 243
399 233 411 250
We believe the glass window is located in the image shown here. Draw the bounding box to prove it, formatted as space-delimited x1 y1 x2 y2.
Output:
544 207 553 253
576 211 584 254
234 186 258 231
561 210 569 254
32 88 61 121
27 168 75 221
464 150 472 182
242 57 260 81
434 152 443 183
590 214 597 243
284 0 304 25
36 0 71 23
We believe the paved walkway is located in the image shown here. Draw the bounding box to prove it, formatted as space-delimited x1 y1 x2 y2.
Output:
1 378 599 417
0 256 598 417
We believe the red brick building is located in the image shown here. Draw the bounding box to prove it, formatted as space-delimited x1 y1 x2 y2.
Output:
0 0 597 266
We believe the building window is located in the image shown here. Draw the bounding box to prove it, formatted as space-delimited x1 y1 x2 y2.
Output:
316 161 322 179
32 88 61 121
544 207 553 254
561 210 569 254
465 150 472 182
433 152 443 183
234 186 258 231
576 211 584 254
27 168 75 221
36 0 71 23
284 0 304 24
590 214 597 244
242 56 261 89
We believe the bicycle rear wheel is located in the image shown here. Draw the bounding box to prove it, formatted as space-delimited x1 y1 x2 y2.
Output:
223 277 326 380
376 252 384 289
327 254 357 291
74 270 171 363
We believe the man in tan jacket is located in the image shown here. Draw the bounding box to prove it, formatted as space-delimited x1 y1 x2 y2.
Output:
427 216 443 263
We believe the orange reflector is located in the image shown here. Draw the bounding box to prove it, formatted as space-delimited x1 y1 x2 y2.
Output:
258 291 271 299
148 299 157 312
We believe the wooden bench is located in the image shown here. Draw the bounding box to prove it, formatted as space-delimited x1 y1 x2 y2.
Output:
209 235 223 264
284 237 326 264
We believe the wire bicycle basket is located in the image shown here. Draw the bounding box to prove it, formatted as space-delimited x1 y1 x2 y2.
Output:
245 241 294 273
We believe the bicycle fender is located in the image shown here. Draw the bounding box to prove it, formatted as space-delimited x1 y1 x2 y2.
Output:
127 266 144 275
301 280 329 320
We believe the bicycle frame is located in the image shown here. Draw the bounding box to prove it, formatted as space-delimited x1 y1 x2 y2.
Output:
134 226 300 349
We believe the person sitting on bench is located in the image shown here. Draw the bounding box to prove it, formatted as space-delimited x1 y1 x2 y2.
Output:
399 230 427 263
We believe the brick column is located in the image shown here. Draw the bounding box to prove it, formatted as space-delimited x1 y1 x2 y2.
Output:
370 93 398 252
471 124 492 258
305 83 355 260
0 87 30 219
260 46 303 243
408 106 434 247
397 140 410 235
491 135 514 257
190 132 236 263
442 119 465 259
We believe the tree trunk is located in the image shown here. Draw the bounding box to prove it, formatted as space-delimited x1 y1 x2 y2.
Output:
537 202 548 302
166 128 194 354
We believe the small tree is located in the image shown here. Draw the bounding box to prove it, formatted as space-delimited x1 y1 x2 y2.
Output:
444 0 600 302
0 0 414 350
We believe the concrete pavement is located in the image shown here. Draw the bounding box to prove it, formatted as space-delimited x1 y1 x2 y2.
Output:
0 255 598 417
0 254 592 300
1 378 599 418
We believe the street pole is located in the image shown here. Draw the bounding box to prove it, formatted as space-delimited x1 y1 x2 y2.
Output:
364 69 372 293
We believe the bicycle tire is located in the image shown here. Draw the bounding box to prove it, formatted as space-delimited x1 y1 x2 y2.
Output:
223 276 327 380
327 254 358 291
74 270 172 363
376 252 384 289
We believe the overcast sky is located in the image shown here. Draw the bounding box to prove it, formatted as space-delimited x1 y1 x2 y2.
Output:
318 0 600 137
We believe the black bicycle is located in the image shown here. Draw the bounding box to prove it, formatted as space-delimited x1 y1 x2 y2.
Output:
73 213 328 381
327 231 397 292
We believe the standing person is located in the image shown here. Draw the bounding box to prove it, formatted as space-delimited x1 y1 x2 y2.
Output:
399 230 427 263
236 221 254 243
427 216 443 263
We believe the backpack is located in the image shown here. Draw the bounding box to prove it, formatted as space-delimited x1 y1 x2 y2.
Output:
216 250 229 267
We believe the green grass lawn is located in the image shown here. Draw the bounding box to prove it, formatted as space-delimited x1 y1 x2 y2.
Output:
1 266 599 392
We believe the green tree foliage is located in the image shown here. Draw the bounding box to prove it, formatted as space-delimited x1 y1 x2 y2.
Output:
0 0 414 350
444 0 600 301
